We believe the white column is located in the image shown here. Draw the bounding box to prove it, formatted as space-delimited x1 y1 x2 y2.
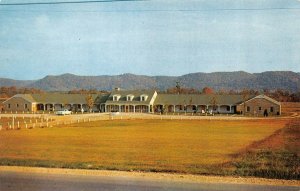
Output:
173 105 176 113
133 105 135 113
148 105 151 113
229 105 232 113
118 105 121 112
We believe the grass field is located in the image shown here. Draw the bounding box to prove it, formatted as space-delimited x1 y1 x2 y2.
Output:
230 119 300 179
1 118 297 179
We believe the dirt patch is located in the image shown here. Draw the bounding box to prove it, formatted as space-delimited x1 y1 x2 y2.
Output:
227 119 300 180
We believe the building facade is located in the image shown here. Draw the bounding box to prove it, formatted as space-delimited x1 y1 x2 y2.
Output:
2 94 108 113
104 90 157 113
236 95 281 116
2 90 281 116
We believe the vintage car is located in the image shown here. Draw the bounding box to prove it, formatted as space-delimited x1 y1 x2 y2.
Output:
55 109 72 115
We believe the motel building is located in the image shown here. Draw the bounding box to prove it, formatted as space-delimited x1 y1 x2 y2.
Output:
104 89 157 113
2 89 281 116
1 94 108 113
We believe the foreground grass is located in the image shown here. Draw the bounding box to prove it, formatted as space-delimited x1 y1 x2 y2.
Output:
229 119 300 179
0 118 295 178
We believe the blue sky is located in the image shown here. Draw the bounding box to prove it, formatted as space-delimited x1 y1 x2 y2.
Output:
0 0 300 80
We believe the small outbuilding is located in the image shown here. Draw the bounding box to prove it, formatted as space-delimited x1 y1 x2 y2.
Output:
236 95 281 116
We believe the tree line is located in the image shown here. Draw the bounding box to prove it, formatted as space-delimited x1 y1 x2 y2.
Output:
0 86 44 98
0 86 299 102
163 86 300 102
0 86 109 98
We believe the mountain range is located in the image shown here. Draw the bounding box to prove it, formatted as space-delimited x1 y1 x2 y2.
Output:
0 71 299 92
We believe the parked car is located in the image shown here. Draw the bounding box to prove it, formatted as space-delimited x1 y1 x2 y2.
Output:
55 109 72 115
110 111 120 116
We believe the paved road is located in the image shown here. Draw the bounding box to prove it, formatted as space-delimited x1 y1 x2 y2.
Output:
0 171 298 191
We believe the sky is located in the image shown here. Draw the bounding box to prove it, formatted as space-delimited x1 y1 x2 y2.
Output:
0 0 300 80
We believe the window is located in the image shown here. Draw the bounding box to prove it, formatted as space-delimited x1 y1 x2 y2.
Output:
127 95 134 101
259 107 262 111
25 104 28 109
270 107 274 112
247 106 250 112
8 104 11 108
140 94 148 101
113 95 121 101
16 104 19 108
226 106 230 111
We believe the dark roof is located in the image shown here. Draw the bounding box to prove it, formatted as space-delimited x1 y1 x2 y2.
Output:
105 90 156 105
154 94 256 106
94 94 110 104
8 93 109 104
5 92 268 107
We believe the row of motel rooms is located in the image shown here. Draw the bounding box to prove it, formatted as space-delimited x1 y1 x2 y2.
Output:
2 89 281 116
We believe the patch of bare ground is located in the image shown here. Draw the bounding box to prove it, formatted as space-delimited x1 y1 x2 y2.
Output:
225 119 300 180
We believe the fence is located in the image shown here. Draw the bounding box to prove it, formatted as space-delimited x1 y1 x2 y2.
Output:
0 112 261 131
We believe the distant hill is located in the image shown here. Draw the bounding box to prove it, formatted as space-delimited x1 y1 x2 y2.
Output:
0 78 34 87
0 71 299 92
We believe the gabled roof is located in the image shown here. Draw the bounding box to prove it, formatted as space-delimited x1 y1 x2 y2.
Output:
94 94 110 104
31 93 100 104
3 94 36 104
4 93 109 104
105 90 156 105
237 94 280 106
154 94 256 106
0 98 7 104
